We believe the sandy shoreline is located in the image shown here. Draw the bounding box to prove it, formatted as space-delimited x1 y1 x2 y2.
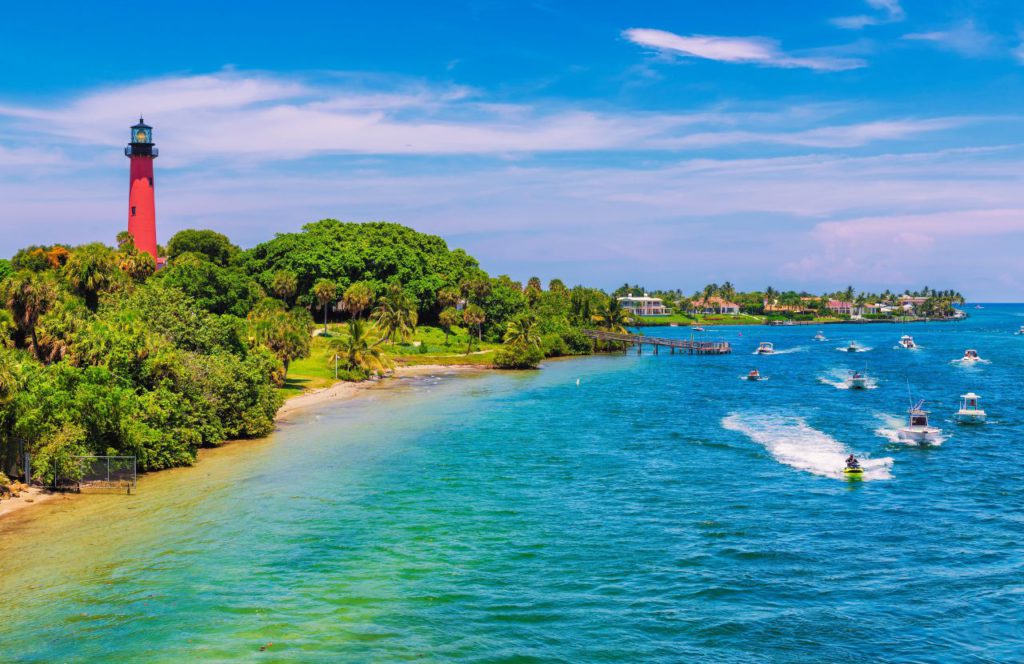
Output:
0 364 489 523
276 363 487 419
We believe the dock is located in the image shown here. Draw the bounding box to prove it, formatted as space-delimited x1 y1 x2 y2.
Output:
583 330 732 355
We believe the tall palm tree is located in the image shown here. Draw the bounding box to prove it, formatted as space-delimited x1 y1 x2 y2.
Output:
312 279 337 334
439 307 460 345
1 270 58 358
328 319 392 377
462 304 485 352
372 284 418 345
270 270 298 305
343 281 375 319
64 243 118 310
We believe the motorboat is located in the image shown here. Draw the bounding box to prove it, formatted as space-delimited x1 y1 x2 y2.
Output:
669 323 678 327
756 341 774 355
899 335 917 349
692 326 704 332
898 400 942 444
955 392 986 424
846 341 860 353
1016 325 1024 335
813 331 827 341
746 369 762 381
961 349 981 362
850 371 868 390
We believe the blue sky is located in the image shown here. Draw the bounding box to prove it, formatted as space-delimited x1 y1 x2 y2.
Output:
1 0 1023 298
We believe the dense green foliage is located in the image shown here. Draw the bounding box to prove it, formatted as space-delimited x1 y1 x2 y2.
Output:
1 220 626 485
166 229 239 266
238 220 481 316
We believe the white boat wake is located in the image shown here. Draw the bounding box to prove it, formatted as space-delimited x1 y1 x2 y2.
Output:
835 345 872 353
874 413 948 447
818 368 878 390
722 413 893 480
750 346 806 355
951 358 991 366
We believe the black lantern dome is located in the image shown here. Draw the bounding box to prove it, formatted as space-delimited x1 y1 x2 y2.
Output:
125 117 158 157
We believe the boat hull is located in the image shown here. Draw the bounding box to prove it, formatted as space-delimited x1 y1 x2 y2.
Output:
955 411 986 424
898 427 942 444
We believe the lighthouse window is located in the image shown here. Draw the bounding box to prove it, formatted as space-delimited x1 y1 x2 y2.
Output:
131 206 136 216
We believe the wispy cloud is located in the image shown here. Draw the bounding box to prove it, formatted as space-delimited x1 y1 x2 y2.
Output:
832 0 905 30
1 72 963 170
903 20 996 57
1014 38 1024 64
622 28 866 72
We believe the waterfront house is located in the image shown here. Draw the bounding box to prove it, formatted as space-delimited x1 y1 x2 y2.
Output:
696 296 741 315
827 300 853 316
618 293 671 316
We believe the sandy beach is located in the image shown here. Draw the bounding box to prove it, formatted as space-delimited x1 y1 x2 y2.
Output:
0 364 488 523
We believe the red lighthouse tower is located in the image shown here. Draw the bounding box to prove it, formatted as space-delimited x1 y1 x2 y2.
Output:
125 117 159 260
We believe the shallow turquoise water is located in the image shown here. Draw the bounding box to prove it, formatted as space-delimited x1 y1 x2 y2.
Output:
2 306 1023 661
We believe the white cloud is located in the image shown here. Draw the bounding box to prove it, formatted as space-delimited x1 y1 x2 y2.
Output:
832 0 905 30
1014 40 1024 64
903 20 996 57
622 28 865 72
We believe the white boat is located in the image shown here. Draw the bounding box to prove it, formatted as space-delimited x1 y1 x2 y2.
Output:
899 335 917 349
850 371 868 390
813 331 826 341
898 400 942 444
955 392 986 424
961 349 981 362
746 369 762 381
756 341 774 355
846 341 859 352
1016 325 1024 336
692 326 704 332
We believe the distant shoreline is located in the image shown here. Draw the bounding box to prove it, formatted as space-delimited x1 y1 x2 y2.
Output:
636 316 965 327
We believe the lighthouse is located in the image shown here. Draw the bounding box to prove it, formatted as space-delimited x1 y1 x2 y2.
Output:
124 117 159 260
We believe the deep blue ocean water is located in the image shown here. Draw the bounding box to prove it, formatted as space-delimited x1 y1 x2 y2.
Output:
1 305 1022 662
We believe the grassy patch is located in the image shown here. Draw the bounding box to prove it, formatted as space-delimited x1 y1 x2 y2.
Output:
281 322 501 398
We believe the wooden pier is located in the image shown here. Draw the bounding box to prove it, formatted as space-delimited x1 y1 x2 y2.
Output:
583 330 732 355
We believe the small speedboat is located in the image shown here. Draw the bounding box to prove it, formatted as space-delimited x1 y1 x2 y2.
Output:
898 401 942 444
850 371 868 389
955 392 986 424
961 349 981 362
1015 326 1024 335
813 331 826 342
747 369 762 381
756 341 774 355
692 326 704 332
846 341 860 353
899 335 916 349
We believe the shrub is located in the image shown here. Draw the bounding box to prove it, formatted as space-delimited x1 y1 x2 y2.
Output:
494 342 544 369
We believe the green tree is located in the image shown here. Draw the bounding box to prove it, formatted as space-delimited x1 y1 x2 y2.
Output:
312 279 337 334
439 307 460 345
270 270 298 305
166 229 239 266
1 270 59 358
371 283 418 345
247 299 312 383
504 313 541 348
462 304 485 352
327 319 393 378
342 281 375 319
64 243 119 309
